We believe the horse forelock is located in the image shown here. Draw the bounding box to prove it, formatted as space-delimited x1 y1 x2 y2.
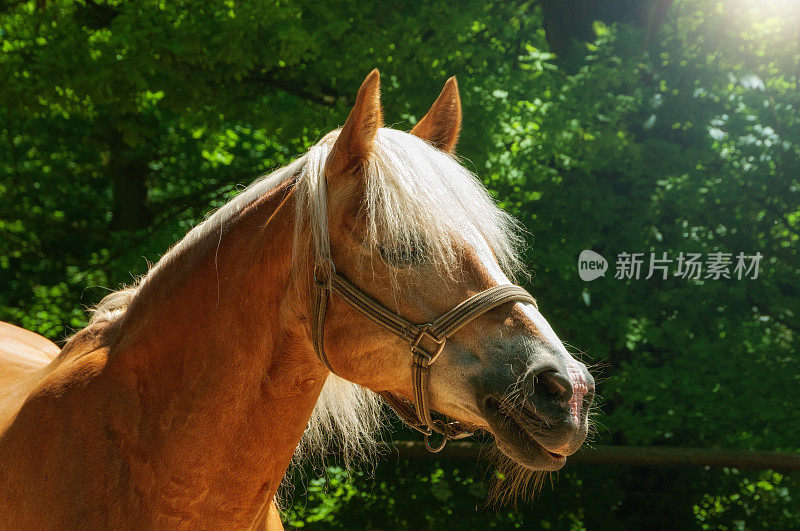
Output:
296 128 524 281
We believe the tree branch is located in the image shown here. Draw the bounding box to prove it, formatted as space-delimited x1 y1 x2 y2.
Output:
242 72 347 107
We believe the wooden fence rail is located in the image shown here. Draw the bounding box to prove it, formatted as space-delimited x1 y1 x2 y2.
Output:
382 442 800 471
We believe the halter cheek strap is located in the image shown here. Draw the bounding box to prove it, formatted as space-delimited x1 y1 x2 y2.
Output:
311 267 537 452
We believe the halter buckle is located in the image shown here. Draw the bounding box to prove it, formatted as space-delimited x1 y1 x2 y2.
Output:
411 326 446 365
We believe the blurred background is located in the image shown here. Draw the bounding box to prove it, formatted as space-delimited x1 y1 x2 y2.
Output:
1 0 798 528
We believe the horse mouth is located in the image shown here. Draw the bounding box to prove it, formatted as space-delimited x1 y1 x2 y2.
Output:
482 397 568 471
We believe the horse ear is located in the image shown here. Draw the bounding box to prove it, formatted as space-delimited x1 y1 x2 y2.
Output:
325 69 383 180
410 76 462 153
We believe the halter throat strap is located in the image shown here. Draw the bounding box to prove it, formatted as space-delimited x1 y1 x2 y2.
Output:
311 268 537 452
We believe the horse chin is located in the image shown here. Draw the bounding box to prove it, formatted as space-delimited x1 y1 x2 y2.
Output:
481 398 568 472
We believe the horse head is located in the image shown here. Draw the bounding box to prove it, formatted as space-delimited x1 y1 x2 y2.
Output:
308 70 595 472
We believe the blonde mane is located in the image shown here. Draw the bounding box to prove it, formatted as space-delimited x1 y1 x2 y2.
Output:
89 127 523 465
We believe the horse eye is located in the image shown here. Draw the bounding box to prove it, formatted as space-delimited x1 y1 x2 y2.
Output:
379 241 426 267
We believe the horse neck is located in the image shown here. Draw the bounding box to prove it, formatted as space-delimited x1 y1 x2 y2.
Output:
101 180 326 521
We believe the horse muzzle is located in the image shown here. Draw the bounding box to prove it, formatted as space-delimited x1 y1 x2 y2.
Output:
480 359 595 471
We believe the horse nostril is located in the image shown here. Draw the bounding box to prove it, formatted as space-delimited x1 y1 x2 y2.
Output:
535 369 573 404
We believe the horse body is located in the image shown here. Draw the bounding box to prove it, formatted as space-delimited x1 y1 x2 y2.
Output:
0 321 59 429
0 321 284 528
0 323 129 526
0 70 594 527
0 181 301 528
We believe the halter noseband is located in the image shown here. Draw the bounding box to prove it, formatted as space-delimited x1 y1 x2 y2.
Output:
311 264 537 452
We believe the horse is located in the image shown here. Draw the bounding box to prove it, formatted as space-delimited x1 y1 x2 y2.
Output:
0 70 594 528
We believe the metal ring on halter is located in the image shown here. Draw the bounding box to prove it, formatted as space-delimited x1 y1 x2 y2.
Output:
424 430 449 453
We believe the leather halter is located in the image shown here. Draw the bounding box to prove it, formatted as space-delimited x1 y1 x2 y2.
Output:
311 265 537 452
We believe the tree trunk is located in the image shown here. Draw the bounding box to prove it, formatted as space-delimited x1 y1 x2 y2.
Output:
539 0 675 67
107 130 150 231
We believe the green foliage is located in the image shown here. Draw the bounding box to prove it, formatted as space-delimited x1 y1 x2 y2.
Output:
1 0 798 528
285 460 799 529
694 470 798 530
284 459 528 529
